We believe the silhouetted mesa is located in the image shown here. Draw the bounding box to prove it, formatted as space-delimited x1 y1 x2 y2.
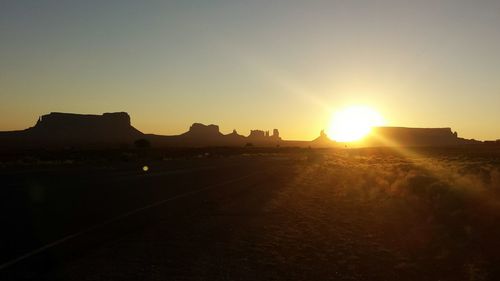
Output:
32 112 142 139
183 123 223 139
363 127 476 147
0 112 142 148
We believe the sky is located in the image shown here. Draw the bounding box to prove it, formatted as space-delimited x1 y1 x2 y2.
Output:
1 0 499 140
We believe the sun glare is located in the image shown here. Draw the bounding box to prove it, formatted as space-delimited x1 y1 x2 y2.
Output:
327 106 385 142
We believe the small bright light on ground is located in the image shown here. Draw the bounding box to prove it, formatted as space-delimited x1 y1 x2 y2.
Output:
327 106 385 142
142 165 149 172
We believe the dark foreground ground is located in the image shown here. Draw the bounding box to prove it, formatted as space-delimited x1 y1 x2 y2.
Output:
1 147 500 280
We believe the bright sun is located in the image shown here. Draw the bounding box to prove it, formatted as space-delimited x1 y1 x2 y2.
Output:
327 106 385 142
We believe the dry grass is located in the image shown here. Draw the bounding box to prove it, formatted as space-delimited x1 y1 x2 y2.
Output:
243 148 500 280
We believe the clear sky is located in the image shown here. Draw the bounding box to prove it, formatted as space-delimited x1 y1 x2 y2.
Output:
1 0 499 140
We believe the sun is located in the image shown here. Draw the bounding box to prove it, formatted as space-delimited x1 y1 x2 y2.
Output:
327 106 385 142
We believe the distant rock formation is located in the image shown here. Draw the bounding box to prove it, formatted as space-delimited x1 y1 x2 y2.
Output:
224 129 247 144
0 111 487 149
245 128 281 146
248 130 266 139
145 123 284 147
310 130 336 147
272 129 280 139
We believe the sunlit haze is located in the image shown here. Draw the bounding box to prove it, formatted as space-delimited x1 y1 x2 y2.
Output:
327 106 385 142
1 1 500 140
